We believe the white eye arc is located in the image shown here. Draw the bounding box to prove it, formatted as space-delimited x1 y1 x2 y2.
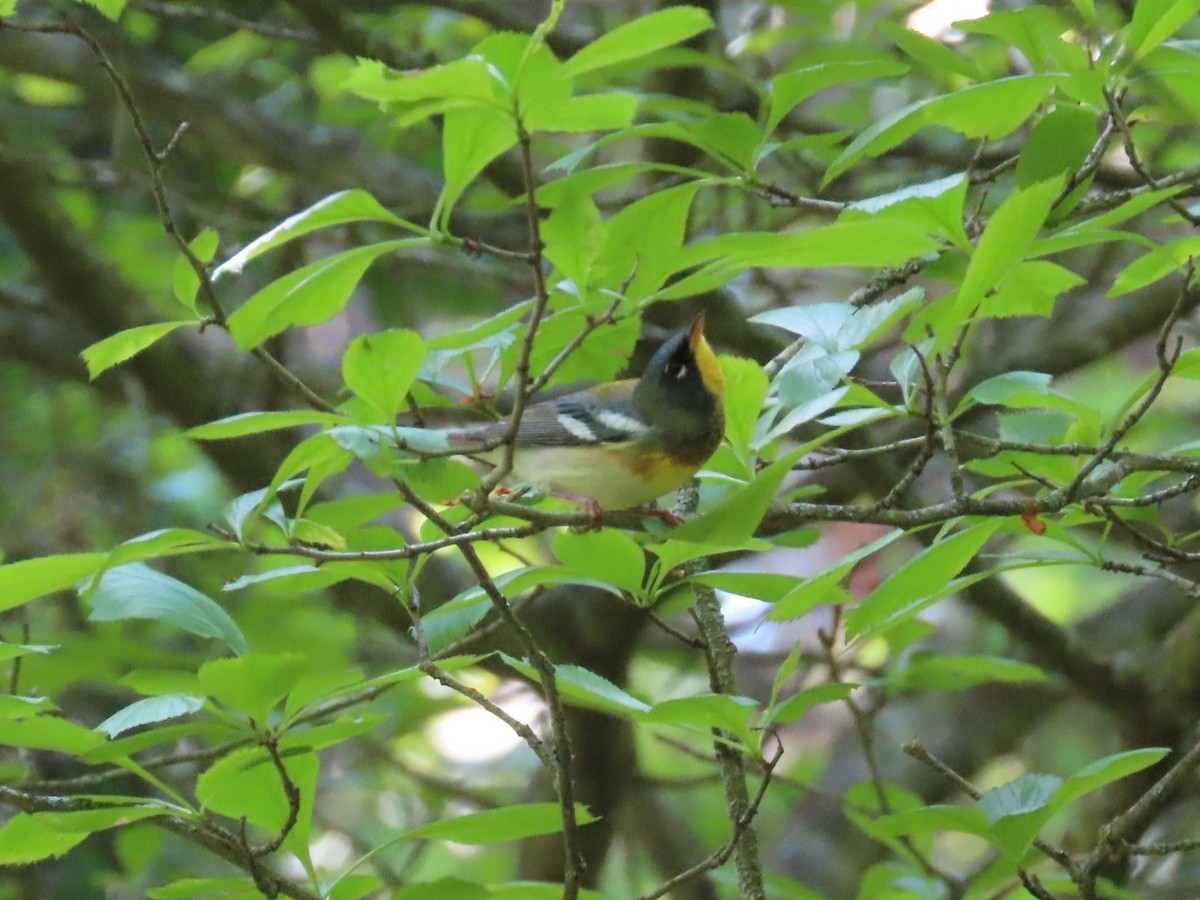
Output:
665 361 688 380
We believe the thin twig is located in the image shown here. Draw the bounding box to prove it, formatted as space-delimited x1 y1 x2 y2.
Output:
874 347 937 509
636 738 785 900
1103 88 1200 226
1065 269 1190 500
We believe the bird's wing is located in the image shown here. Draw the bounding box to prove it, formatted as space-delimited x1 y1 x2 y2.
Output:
450 381 648 449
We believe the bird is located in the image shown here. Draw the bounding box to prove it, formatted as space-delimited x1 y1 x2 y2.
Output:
450 313 726 514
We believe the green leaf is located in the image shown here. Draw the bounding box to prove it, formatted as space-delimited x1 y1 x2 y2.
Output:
770 683 854 726
955 177 1064 323
896 655 1049 691
187 410 347 440
1053 748 1170 810
86 529 230 593
689 111 762 171
198 653 308 723
688 572 799 603
527 91 639 134
595 182 701 301
503 656 651 717
387 879 489 900
644 693 759 748
872 805 993 841
0 642 55 662
541 189 606 291
1016 105 1097 189
82 321 195 380
0 553 105 613
671 446 806 544
87 564 249 655
849 174 970 247
877 21 985 80
979 772 1061 861
976 260 1085 319
197 747 318 840
0 807 164 865
342 329 427 422
1109 237 1200 298
720 356 770 460
768 529 905 620
227 239 421 350
407 803 599 844
564 6 715 76
0 0 15 15
437 105 518 229
75 0 127 21
343 56 497 107
845 520 1002 640
0 716 106 754
172 228 219 313
825 75 1063 184
147 878 262 900
1127 0 1200 60
968 371 1053 405
552 530 645 594
97 694 206 738
215 190 409 278
767 59 910 138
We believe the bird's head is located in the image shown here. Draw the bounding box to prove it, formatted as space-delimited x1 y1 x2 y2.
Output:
633 312 725 440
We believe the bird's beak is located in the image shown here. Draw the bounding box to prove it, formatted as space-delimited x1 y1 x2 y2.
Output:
688 311 706 352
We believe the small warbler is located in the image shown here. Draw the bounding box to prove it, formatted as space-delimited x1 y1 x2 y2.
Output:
453 313 726 511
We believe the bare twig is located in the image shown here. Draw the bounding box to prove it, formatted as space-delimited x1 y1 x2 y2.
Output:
1066 269 1190 501
636 738 785 900
874 346 937 509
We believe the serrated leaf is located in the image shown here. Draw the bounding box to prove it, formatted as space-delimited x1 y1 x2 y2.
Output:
1016 105 1097 189
564 7 715 76
407 803 599 844
87 564 249 655
552 530 645 594
825 75 1063 184
0 807 163 865
215 190 410 278
502 656 651 717
644 693 759 747
877 21 985 80
1128 0 1200 60
768 529 905 621
198 653 308 723
845 520 1002 640
437 105 518 229
187 410 346 440
1052 748 1170 810
147 878 262 900
197 747 317 843
172 228 219 312
82 321 195 380
671 446 805 544
75 0 127 20
1109 237 1200 298
770 683 854 726
897 655 1048 691
227 240 422 350
767 59 910 137
968 371 1054 405
955 177 1064 323
343 329 427 422
0 553 105 613
979 772 1062 861
97 694 206 738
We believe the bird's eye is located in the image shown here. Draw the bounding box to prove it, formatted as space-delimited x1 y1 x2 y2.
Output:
665 361 688 381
